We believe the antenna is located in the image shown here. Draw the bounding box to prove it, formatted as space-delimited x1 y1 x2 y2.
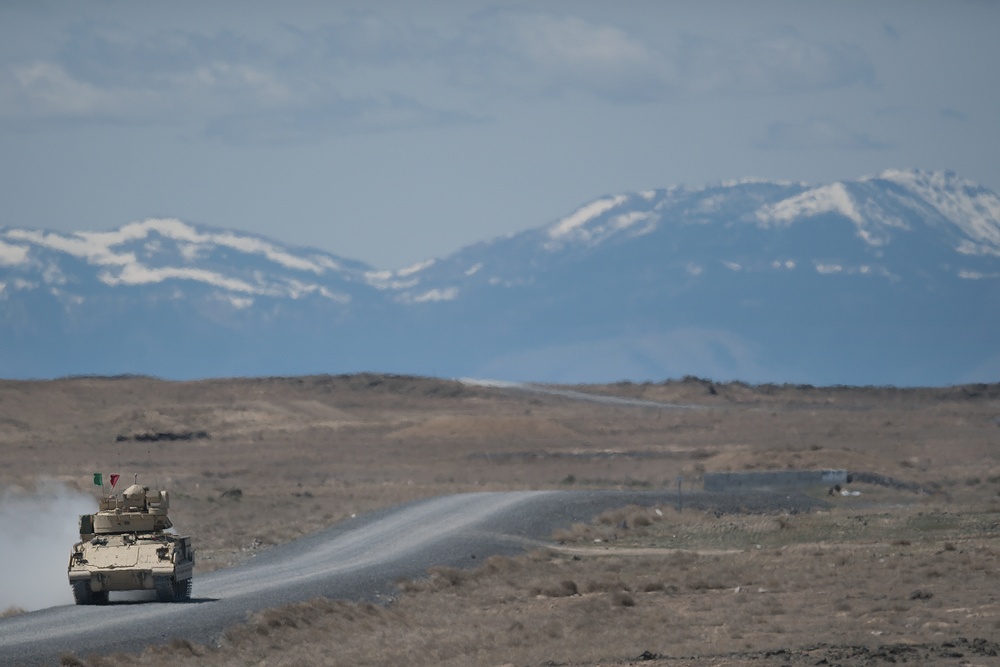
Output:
147 448 160 490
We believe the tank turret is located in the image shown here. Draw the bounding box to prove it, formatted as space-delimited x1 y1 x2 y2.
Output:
68 479 194 604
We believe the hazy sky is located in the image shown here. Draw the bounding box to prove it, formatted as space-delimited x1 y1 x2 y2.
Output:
1 1 997 269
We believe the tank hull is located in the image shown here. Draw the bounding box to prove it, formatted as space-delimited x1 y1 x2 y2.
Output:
68 532 194 603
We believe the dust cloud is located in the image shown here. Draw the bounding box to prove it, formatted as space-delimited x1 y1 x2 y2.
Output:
0 482 95 614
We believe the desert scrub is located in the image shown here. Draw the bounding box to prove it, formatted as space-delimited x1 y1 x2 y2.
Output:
554 505 673 543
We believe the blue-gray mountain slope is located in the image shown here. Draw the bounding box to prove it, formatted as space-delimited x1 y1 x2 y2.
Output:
1 169 997 385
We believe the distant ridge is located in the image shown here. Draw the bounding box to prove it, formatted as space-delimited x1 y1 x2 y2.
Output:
1 169 998 385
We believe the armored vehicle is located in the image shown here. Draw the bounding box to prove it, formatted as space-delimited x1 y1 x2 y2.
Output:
68 482 194 604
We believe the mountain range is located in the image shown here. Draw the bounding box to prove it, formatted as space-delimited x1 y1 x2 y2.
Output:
2 168 998 386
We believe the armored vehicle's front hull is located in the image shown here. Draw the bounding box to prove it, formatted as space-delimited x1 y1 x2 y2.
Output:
68 533 194 604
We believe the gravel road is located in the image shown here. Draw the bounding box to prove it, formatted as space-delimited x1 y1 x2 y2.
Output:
0 489 826 666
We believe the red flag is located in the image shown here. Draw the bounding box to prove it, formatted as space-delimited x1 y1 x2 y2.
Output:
110 474 120 488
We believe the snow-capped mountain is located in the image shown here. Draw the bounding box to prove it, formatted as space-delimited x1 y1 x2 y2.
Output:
0 219 374 307
2 169 998 385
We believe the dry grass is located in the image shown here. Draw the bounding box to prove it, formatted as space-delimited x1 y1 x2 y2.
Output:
2 374 1000 665
58 503 1000 667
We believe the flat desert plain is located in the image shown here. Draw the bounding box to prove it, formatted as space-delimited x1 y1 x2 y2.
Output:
1 374 999 666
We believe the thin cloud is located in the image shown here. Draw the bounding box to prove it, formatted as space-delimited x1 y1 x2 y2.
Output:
675 26 876 97
58 22 269 87
0 10 880 137
0 18 461 141
449 11 875 102
446 10 675 101
203 94 478 145
492 13 672 101
758 119 892 151
299 9 447 64
941 107 967 121
0 60 150 121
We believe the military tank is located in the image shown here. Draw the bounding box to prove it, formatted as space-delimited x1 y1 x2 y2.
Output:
68 482 194 604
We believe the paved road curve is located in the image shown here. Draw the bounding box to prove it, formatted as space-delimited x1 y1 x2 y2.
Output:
0 489 826 666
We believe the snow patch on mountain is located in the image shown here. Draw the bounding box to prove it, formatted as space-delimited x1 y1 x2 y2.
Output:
227 295 255 309
4 219 348 276
96 261 352 302
812 261 892 279
11 278 36 291
755 182 862 227
397 259 436 277
282 280 349 302
364 269 419 290
397 286 459 304
878 170 1000 255
178 242 208 262
546 195 629 243
959 269 1000 280
612 210 658 233
540 195 661 252
6 229 137 266
0 240 29 266
98 264 255 291
85 219 331 273
749 171 1000 254
814 262 843 274
363 259 441 290
2 219 360 303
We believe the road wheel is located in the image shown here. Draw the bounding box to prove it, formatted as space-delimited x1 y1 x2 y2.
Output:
154 577 176 602
71 580 105 605
175 578 192 601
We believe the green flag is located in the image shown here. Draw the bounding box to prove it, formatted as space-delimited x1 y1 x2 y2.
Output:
93 472 103 487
